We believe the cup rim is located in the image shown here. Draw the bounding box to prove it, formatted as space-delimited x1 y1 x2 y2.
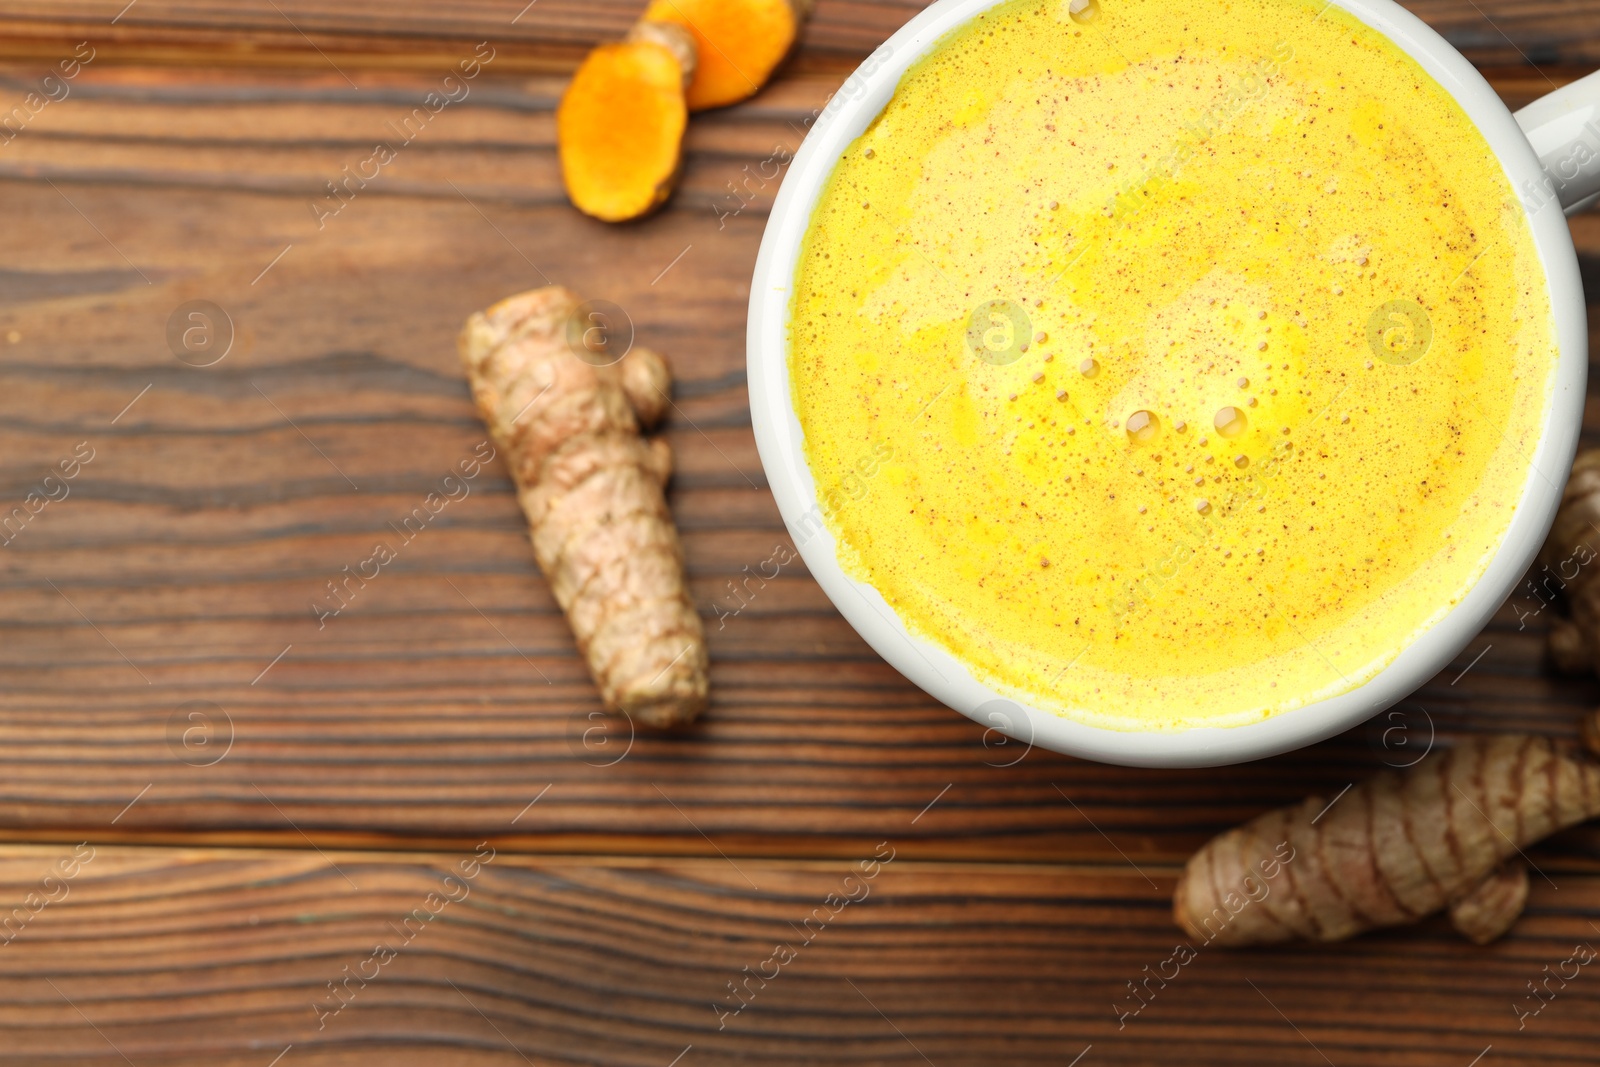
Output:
745 0 1588 767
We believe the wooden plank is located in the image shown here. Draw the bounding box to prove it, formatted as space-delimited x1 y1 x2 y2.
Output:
0 843 1595 1065
0 58 1594 862
0 0 1595 71
0 3 1596 1063
0 0 909 73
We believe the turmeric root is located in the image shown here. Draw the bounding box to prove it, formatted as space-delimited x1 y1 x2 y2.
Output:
1538 448 1600 671
627 19 699 79
557 33 692 222
1174 731 1600 945
556 0 810 219
1548 615 1592 675
459 285 708 726
1448 860 1528 945
641 0 811 111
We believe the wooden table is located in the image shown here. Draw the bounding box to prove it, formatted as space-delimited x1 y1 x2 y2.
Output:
0 1 1597 1063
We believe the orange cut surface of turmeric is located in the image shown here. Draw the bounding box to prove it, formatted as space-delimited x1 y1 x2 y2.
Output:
642 0 803 110
557 39 688 222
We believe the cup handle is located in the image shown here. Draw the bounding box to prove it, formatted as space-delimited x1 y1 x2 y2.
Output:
1515 70 1600 215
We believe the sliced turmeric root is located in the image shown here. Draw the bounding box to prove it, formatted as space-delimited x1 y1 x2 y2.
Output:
557 36 691 222
641 0 810 111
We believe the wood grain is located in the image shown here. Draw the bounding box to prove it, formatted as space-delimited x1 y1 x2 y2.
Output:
0 844 1594 1065
0 1 1598 1063
0 0 1595 71
0 53 1593 866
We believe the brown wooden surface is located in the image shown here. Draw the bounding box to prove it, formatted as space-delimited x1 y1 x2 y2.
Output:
0 0 1596 1062
3 845 1600 1066
1 0 1600 70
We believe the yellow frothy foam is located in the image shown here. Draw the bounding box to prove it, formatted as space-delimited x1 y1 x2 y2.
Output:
788 0 1554 731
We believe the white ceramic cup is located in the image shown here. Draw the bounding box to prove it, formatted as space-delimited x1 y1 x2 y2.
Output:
747 0 1597 767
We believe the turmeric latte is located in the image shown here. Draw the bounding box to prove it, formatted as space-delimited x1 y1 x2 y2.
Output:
788 0 1555 731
